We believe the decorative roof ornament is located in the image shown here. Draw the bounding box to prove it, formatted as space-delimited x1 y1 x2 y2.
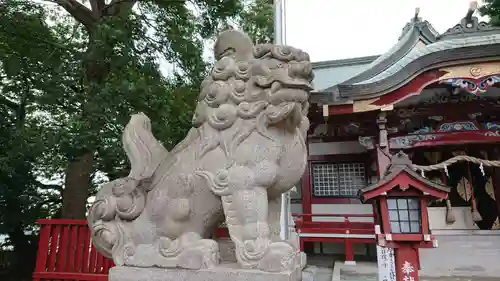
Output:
439 1 498 39
414 7 421 21
399 7 423 40
398 7 439 41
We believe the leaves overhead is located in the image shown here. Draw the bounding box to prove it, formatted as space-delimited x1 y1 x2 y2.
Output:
0 0 275 276
480 0 500 26
238 0 274 44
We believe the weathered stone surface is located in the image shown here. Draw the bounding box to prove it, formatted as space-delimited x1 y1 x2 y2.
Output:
86 28 313 278
216 237 237 263
109 265 302 281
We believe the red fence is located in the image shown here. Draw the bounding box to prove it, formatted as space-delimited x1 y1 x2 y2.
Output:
33 220 113 281
293 213 376 262
33 215 376 280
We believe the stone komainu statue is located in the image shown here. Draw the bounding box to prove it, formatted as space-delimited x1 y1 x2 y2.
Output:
87 30 313 273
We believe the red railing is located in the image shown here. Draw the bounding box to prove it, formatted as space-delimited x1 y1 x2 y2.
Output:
293 213 376 262
33 220 113 281
33 214 376 280
32 220 229 281
293 213 375 235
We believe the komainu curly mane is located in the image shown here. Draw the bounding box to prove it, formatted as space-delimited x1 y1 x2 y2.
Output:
87 30 313 273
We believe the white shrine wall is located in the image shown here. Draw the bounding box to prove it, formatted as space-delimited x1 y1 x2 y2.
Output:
419 231 500 277
418 206 500 277
428 206 480 230
308 141 367 156
307 141 374 221
306 141 375 255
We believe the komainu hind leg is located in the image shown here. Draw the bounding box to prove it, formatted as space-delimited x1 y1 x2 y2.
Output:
223 187 298 272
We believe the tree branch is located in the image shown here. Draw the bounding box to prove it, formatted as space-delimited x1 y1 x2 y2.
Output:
38 183 64 193
0 95 20 110
89 0 106 17
103 0 137 17
49 0 98 28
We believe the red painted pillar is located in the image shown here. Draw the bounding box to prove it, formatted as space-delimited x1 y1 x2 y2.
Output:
394 245 420 281
344 216 355 264
300 160 312 220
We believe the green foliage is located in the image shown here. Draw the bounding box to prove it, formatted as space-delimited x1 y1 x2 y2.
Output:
0 0 273 276
480 0 500 26
238 0 274 44
0 3 63 279
0 0 61 228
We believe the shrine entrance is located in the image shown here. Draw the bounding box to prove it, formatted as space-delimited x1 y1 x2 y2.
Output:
411 145 500 230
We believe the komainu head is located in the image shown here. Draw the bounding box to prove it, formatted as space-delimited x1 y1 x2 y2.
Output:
192 30 314 136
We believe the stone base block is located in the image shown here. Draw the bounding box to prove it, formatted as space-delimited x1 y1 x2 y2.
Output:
109 264 303 281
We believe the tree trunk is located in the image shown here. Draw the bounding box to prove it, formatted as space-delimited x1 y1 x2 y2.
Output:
7 226 37 281
57 0 136 220
61 151 95 219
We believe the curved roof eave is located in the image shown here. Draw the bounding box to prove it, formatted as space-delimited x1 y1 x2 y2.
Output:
326 18 438 89
335 35 500 100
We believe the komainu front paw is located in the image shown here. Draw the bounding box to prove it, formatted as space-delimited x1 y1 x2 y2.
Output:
176 239 220 269
123 232 220 269
258 241 298 272
159 232 220 269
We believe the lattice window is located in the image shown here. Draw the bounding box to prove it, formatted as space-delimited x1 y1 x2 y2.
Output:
387 198 421 234
311 162 366 197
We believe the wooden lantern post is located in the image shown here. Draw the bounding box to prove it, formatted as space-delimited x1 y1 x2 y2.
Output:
359 152 450 281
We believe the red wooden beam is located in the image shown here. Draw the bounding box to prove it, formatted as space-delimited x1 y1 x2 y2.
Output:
324 69 447 116
293 213 374 218
390 130 500 150
373 70 447 106
328 104 354 115
33 271 108 281
299 237 376 244
37 219 89 225
361 173 449 202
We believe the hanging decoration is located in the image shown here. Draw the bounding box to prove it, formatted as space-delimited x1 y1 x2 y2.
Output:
457 177 472 201
483 150 500 230
412 152 500 225
440 75 500 96
492 218 500 230
413 155 500 172
481 151 492 200
441 168 456 224
485 177 495 200
466 161 482 222
445 198 456 224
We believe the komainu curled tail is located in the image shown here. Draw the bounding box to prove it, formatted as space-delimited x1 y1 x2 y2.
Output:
87 113 169 262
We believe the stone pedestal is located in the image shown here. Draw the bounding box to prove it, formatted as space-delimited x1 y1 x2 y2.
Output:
109 264 303 281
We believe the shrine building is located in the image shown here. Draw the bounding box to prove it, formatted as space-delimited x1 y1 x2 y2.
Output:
292 4 500 277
